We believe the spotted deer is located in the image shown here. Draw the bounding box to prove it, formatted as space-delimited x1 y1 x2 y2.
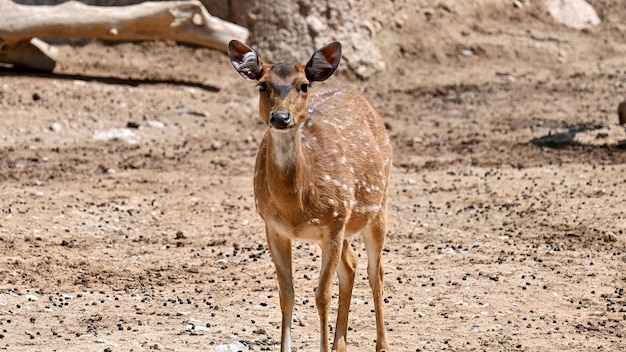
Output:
228 40 392 352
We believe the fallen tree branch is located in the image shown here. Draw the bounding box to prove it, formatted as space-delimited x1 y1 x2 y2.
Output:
0 0 249 71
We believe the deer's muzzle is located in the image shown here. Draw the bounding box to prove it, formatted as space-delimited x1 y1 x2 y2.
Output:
269 112 292 130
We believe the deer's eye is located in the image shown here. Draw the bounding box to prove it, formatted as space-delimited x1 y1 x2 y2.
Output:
299 83 309 93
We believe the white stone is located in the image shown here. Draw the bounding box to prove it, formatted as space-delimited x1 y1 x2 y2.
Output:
185 324 209 332
146 120 165 129
546 0 600 30
306 15 326 36
214 341 248 352
93 128 140 145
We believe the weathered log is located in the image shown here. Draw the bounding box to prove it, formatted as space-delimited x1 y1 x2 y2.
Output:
0 0 249 71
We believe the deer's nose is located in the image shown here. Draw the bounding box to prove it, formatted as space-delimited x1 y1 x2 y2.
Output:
269 112 292 129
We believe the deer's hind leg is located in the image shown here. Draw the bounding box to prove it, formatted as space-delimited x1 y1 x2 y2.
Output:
362 210 390 352
333 238 358 352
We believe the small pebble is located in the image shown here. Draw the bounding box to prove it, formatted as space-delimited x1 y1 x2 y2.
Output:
211 140 223 150
126 121 140 129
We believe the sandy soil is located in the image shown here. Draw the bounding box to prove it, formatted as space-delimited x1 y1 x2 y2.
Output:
1 2 626 352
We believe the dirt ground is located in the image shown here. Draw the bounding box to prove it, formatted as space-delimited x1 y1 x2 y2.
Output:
1 2 626 352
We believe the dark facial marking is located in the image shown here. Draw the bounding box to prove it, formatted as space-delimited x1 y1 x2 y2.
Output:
269 63 301 99
271 63 298 78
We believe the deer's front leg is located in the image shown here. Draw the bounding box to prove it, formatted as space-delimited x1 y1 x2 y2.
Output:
317 226 345 352
266 226 294 352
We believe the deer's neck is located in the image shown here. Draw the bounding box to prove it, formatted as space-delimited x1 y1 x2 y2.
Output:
265 125 310 209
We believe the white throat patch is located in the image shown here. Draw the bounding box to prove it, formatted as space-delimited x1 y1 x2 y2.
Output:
271 128 298 169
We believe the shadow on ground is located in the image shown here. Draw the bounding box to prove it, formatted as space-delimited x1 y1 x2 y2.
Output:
0 67 220 92
531 122 626 149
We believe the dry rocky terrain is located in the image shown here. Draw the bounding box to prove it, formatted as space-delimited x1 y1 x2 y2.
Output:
1 1 626 351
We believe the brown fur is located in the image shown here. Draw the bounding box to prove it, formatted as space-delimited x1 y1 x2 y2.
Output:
229 40 392 352
255 88 392 237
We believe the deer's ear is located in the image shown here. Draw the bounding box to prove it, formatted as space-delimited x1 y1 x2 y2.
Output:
228 40 264 81
305 42 341 82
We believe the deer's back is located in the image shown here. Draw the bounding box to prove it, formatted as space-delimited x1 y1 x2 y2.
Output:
307 88 390 155
303 89 392 222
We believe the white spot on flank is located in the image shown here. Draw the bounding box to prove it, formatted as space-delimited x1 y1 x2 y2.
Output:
341 156 348 164
307 120 314 127
324 174 332 181
328 199 336 206
333 211 339 217
333 180 342 187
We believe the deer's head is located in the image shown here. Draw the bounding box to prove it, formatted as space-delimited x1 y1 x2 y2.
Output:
228 40 341 131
